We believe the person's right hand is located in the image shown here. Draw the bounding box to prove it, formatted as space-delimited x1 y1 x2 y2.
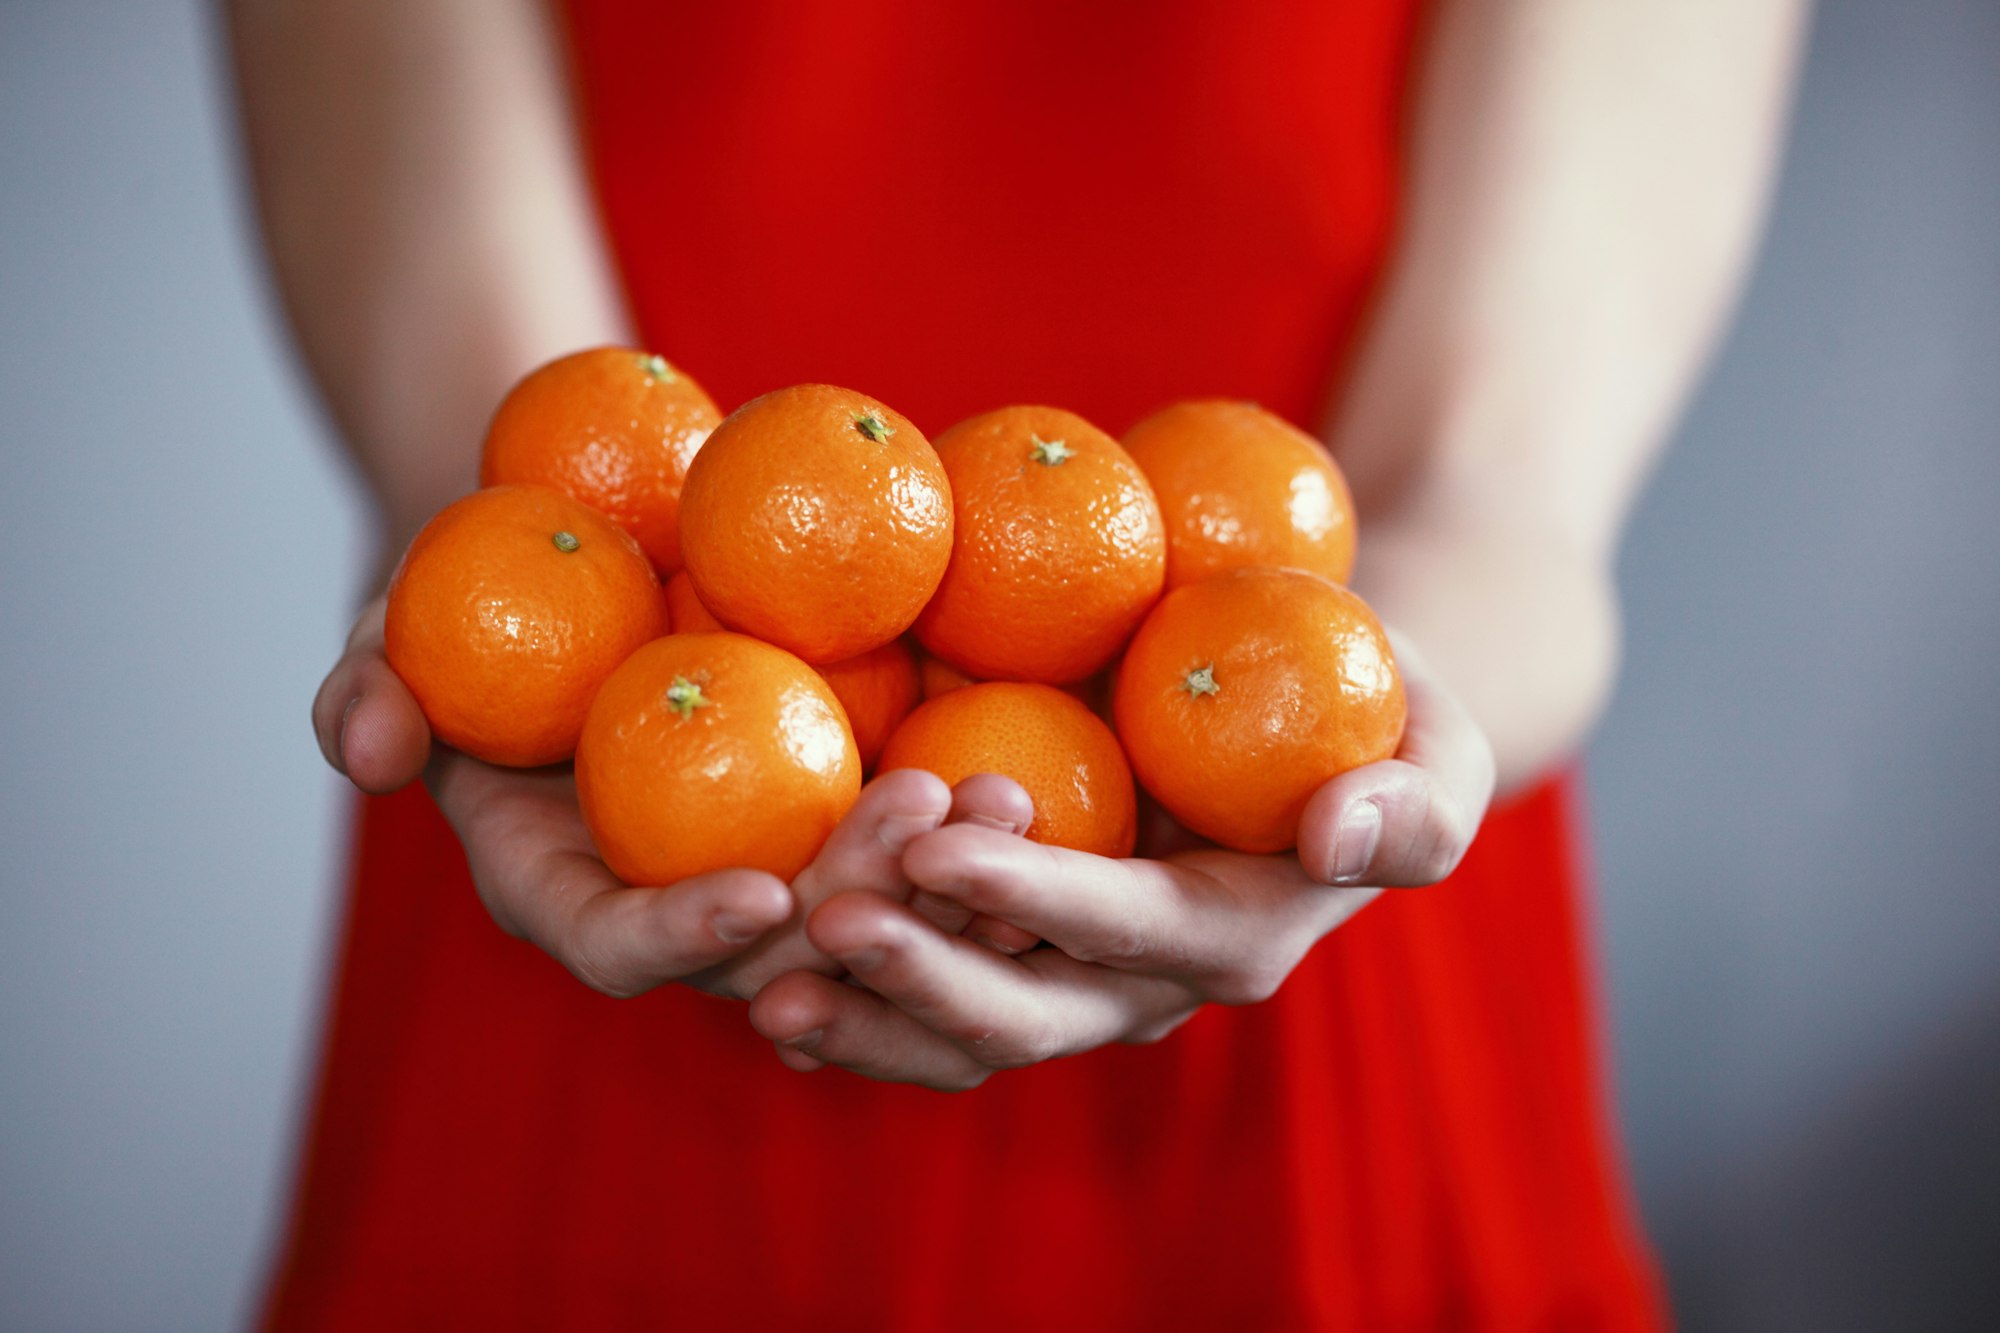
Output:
312 593 1022 1000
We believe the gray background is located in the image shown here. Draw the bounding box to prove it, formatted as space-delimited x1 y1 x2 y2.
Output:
1 2 1994 1329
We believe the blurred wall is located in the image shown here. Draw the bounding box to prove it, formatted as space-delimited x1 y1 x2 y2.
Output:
1586 1 2000 1327
0 5 363 1329
0 2 1994 1330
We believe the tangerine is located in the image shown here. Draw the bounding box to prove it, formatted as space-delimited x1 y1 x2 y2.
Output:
678 384 952 664
816 638 922 771
916 651 1106 713
478 347 722 575
663 570 724 633
670 571 915 764
576 633 862 885
384 485 667 767
914 405 1164 683
1113 566 1404 854
917 652 977 700
879 682 1137 858
1121 399 1357 589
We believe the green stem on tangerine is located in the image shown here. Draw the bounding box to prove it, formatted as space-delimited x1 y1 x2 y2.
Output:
1029 433 1073 465
664 675 711 718
638 353 676 383
1182 664 1220 698
854 410 895 442
551 530 580 553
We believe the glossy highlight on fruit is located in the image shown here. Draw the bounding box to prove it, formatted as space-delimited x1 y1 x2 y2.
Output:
1122 399 1357 590
915 405 1164 684
479 347 722 575
576 633 862 885
678 384 952 664
1113 566 1404 853
384 485 668 767
880 681 1137 857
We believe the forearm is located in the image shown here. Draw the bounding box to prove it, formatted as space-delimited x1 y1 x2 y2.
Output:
223 0 628 552
1334 0 1807 793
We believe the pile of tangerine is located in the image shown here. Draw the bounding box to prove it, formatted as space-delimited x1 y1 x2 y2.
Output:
385 348 1407 885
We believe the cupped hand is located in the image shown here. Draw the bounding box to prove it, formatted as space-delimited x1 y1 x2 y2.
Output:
747 633 1496 1090
311 595 1033 1001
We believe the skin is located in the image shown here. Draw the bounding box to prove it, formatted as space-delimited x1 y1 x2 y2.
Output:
235 0 1806 1088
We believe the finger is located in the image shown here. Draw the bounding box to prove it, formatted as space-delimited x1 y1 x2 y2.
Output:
749 970 991 1091
962 914 1039 955
774 1045 826 1073
907 773 1038 950
431 753 793 996
902 825 1370 1002
719 768 953 993
510 852 794 998
803 767 954 902
1296 635 1496 888
806 893 1187 1066
311 597 429 793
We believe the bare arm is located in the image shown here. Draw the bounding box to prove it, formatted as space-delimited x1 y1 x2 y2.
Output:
230 0 921 998
1334 0 1809 792
234 0 1058 999
224 0 628 551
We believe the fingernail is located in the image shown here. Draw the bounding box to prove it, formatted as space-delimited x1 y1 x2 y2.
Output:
783 1028 823 1050
1330 801 1382 884
877 812 940 853
712 911 768 944
967 812 1026 833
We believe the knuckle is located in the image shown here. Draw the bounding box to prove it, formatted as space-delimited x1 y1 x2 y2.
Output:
1209 962 1285 1007
565 946 642 999
558 898 646 999
1416 791 1473 883
977 1019 1065 1070
931 1067 990 1093
1067 922 1150 970
1123 1011 1195 1046
1067 869 1165 968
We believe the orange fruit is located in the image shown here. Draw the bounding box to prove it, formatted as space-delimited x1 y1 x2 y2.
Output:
576 633 862 885
663 570 724 633
915 405 1165 683
671 572 916 764
879 682 1137 858
1122 399 1357 590
385 485 667 767
920 650 1109 715
1113 566 1404 854
478 347 723 575
816 638 922 770
678 384 952 664
917 652 977 700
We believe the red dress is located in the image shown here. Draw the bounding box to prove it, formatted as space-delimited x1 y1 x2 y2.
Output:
264 3 1664 1327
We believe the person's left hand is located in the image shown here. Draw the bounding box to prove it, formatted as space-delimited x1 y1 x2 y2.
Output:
747 634 1495 1091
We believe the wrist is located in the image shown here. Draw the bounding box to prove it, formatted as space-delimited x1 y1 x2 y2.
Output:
1353 501 1620 796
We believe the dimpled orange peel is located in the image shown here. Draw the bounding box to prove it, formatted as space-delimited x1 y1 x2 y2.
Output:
1113 566 1404 853
1121 399 1357 590
678 384 952 664
915 405 1164 684
575 632 862 885
384 485 668 767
